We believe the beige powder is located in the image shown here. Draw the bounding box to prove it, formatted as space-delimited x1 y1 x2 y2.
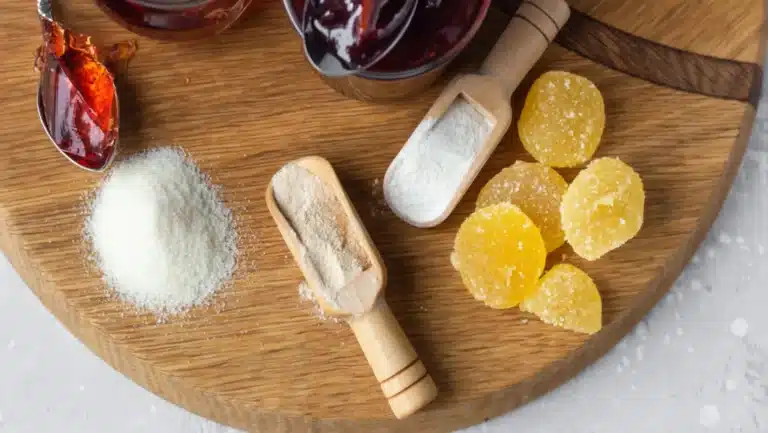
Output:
272 163 369 311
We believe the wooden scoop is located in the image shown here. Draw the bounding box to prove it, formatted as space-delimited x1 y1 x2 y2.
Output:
265 156 438 419
384 0 571 228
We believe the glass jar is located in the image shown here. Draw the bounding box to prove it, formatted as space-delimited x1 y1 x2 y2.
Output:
94 0 255 40
286 0 491 101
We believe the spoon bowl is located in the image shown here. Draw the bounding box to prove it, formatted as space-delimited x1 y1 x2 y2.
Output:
302 0 418 77
36 0 122 173
36 84 120 173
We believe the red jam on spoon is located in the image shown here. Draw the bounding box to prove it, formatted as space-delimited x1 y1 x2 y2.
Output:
35 19 136 171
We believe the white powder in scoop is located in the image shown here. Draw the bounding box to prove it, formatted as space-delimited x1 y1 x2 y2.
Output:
85 147 237 316
272 163 369 311
385 97 494 225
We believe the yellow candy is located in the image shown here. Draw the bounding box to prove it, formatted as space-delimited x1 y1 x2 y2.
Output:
519 71 605 167
561 157 645 261
476 161 568 252
521 264 602 335
451 203 547 309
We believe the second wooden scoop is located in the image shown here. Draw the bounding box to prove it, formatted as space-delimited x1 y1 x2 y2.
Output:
384 0 571 228
266 156 438 419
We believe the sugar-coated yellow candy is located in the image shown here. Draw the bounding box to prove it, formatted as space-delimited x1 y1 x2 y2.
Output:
519 71 605 167
476 161 568 252
561 157 645 261
521 264 602 335
451 203 547 309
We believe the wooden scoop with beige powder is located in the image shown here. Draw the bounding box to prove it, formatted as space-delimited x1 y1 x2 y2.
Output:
266 156 438 419
384 0 571 228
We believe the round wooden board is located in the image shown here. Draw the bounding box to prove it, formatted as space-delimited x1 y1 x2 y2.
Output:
0 0 763 432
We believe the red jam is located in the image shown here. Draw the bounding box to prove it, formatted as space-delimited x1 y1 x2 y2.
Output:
96 0 252 39
293 0 483 73
303 0 412 69
36 20 134 170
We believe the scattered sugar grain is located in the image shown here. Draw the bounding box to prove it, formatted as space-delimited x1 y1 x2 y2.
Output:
730 318 749 337
298 281 314 302
699 405 720 428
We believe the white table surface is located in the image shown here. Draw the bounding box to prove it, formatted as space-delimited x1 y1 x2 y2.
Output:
2 77 767 433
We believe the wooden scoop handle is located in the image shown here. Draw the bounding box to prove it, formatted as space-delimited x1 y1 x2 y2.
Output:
480 0 571 97
348 299 438 419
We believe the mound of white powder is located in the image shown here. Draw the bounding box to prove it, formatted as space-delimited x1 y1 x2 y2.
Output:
85 147 237 316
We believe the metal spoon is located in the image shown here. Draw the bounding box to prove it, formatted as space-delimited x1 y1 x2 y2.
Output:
36 86 120 173
36 0 121 173
302 0 419 77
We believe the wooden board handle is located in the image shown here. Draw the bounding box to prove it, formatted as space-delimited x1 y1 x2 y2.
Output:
348 300 438 419
480 0 571 97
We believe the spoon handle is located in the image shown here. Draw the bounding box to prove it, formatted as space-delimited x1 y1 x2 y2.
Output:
480 0 570 97
348 299 438 419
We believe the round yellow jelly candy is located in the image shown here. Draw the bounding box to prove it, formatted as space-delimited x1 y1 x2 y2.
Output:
521 263 602 335
519 71 605 167
561 157 645 261
451 203 547 309
476 161 568 252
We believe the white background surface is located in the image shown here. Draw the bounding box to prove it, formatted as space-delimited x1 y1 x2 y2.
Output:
2 64 767 433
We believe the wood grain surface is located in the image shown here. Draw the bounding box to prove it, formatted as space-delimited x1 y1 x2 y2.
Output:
0 1 763 432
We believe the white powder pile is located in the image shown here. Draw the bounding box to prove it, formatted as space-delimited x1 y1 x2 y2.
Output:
384 97 494 226
272 163 369 311
85 147 237 316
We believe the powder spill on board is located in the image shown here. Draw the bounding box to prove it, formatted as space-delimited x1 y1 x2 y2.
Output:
298 280 342 323
272 163 370 312
385 97 494 225
84 147 238 317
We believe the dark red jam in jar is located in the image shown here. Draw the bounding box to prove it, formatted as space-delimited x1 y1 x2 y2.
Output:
292 0 484 72
96 0 253 39
304 0 412 69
